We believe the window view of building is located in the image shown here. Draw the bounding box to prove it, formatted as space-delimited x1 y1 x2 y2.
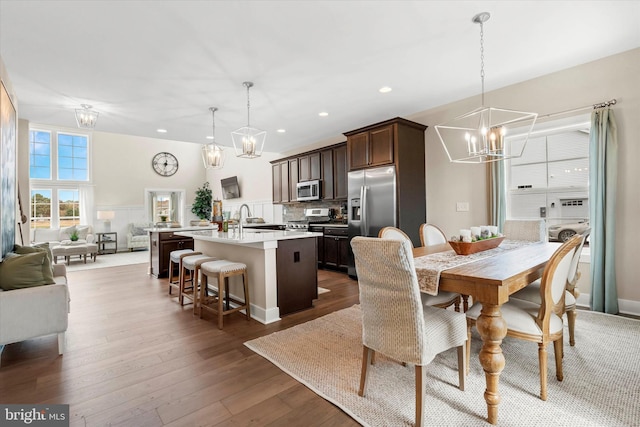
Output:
506 116 590 241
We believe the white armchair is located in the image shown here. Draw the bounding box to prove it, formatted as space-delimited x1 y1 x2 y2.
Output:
127 223 151 251
0 264 69 366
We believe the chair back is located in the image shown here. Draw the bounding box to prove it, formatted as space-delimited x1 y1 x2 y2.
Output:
351 236 426 365
567 228 590 285
537 234 582 333
503 219 547 242
378 226 414 248
419 223 447 247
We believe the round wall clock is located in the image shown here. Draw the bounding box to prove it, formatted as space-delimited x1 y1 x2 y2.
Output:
152 152 179 177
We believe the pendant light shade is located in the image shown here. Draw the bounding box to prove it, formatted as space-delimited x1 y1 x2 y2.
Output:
231 81 266 159
435 12 537 163
201 107 225 169
75 104 99 128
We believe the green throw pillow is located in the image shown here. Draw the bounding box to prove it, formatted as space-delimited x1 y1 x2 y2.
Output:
0 251 55 291
13 243 55 284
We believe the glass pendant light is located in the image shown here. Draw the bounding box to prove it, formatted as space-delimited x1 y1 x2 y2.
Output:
201 107 225 169
231 81 266 158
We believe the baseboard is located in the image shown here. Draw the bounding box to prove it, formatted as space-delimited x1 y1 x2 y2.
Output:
576 293 640 317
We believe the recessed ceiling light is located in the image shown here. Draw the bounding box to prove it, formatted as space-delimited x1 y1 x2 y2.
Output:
157 128 167 133
379 86 392 93
277 129 286 133
319 112 329 117
206 135 214 140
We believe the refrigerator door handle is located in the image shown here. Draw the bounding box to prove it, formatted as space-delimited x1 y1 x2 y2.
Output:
361 185 368 236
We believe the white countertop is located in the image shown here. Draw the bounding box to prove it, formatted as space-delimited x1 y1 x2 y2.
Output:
175 229 322 246
146 225 215 232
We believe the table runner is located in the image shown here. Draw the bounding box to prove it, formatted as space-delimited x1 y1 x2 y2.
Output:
414 239 534 295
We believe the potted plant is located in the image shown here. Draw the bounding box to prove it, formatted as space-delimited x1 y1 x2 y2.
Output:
191 182 213 223
70 230 79 241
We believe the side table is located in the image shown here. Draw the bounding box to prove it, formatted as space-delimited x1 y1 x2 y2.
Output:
97 232 118 254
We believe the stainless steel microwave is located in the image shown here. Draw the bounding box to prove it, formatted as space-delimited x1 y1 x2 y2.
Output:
296 180 320 201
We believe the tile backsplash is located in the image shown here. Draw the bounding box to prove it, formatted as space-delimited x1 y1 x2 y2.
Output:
283 201 347 222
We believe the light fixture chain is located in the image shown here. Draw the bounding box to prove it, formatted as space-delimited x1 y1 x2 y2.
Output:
246 84 251 128
211 108 216 142
479 20 485 106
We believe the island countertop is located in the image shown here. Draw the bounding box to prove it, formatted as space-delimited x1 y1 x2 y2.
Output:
175 229 322 248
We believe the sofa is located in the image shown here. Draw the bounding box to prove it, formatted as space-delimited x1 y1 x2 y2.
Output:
127 222 151 251
33 224 95 246
0 244 69 366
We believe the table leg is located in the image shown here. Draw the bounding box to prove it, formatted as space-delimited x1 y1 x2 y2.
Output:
476 302 507 425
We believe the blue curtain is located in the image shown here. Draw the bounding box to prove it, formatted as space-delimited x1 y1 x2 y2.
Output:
488 161 506 232
589 108 618 314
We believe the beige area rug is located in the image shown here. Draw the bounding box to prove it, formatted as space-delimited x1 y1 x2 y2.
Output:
245 305 640 426
62 250 149 272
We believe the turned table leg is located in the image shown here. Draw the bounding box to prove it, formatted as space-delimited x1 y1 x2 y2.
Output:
476 302 507 425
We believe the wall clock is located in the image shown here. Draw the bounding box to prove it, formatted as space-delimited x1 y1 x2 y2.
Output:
152 152 179 177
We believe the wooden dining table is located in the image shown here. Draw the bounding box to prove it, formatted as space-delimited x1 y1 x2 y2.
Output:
413 241 561 425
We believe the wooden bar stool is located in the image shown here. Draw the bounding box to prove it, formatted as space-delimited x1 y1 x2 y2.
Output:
168 249 201 297
199 260 251 329
179 254 218 309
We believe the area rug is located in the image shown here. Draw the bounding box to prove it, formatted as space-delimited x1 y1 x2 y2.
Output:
64 250 149 272
245 305 640 426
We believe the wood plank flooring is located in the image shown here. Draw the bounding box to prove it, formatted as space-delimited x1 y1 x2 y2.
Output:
0 264 361 426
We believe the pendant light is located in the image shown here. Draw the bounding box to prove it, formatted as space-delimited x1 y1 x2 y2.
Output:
201 107 225 169
435 12 537 163
231 81 266 158
75 104 99 128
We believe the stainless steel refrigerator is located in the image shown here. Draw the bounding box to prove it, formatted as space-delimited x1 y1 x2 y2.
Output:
347 165 397 277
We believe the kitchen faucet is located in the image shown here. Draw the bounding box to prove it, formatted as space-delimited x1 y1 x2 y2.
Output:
238 204 251 237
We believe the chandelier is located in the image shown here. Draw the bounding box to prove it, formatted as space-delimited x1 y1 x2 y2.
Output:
201 107 225 169
231 81 266 159
435 12 537 163
75 104 99 128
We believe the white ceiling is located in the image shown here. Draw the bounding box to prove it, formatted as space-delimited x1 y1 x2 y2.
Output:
1 1 638 154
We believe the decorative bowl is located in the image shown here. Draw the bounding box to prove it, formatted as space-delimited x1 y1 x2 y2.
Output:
448 236 505 255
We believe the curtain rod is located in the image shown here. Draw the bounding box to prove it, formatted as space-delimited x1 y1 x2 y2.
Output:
539 99 617 119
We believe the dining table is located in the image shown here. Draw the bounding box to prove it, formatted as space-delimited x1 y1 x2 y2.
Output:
412 240 561 425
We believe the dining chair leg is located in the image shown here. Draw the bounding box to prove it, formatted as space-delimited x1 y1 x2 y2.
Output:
415 365 425 427
358 346 372 397
465 325 472 375
457 345 466 390
567 308 577 346
538 342 548 401
553 338 564 382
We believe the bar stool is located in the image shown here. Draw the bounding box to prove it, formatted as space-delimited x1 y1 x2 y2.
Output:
179 254 218 309
168 249 201 297
199 260 250 329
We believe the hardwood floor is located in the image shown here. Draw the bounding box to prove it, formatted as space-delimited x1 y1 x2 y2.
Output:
0 264 361 426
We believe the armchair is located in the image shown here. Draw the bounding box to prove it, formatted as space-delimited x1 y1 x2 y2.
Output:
127 223 151 251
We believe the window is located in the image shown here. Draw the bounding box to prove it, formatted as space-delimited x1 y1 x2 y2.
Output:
505 115 590 241
29 126 90 230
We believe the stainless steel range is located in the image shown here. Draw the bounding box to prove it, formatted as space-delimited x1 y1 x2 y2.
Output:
286 208 332 231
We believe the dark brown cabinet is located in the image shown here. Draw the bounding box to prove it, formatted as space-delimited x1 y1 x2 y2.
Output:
149 231 194 278
333 144 348 200
276 238 318 315
289 158 299 202
299 152 320 182
346 124 394 170
272 160 290 204
322 227 349 271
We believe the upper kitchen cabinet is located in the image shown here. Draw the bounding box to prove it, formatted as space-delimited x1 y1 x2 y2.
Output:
272 160 290 204
332 144 348 199
344 117 427 171
299 152 321 182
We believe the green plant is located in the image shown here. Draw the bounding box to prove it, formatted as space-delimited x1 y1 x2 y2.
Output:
191 182 213 220
70 230 79 241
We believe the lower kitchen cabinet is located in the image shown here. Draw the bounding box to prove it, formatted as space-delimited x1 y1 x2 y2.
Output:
322 227 349 271
276 238 318 315
149 230 194 278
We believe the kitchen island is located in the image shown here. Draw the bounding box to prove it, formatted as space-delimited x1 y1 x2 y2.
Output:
175 229 322 324
147 225 215 278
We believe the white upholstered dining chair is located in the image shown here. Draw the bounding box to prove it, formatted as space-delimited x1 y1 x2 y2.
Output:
511 229 590 347
419 223 447 247
351 236 467 427
465 234 582 401
502 219 547 242
379 227 461 312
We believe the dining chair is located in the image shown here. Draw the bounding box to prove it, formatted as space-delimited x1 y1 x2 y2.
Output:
511 229 590 347
502 219 547 242
465 234 582 401
351 236 467 427
419 223 447 247
379 227 461 312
